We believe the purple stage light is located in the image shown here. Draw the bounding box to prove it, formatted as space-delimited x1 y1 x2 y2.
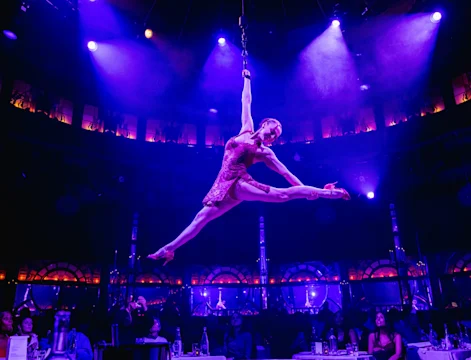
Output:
331 19 340 27
3 30 17 40
209 108 218 114
217 37 226 46
431 12 442 22
87 41 98 52
367 191 375 199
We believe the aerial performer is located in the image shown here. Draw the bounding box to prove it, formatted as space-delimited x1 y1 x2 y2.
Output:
148 68 350 265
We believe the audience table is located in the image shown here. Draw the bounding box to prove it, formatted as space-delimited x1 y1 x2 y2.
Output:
416 349 471 360
293 352 374 360
178 356 226 360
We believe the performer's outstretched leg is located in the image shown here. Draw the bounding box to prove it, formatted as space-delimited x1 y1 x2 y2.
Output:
148 197 241 264
233 181 350 202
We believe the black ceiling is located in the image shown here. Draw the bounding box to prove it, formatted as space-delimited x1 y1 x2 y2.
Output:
1 0 470 108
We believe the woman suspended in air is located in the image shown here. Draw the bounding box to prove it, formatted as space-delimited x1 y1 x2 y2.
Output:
148 69 350 264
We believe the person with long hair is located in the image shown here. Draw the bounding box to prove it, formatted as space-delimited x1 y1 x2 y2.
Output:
16 316 39 356
148 69 350 264
0 311 14 357
368 312 403 360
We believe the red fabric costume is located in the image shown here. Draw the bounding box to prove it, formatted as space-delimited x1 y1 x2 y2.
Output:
203 132 270 206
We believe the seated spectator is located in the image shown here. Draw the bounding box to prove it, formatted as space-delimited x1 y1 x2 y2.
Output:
368 312 403 360
144 318 168 343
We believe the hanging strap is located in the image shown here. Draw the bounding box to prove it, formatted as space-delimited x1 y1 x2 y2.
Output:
239 0 248 70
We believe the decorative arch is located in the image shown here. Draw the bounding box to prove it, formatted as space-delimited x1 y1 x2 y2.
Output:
110 268 179 285
350 259 423 280
19 262 100 284
358 260 396 279
281 262 337 282
446 252 471 274
136 269 179 285
408 262 426 277
193 266 253 285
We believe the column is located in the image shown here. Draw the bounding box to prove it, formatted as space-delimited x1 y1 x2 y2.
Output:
72 102 84 129
389 204 411 306
137 117 147 141
126 212 139 299
313 116 323 141
196 119 206 148
339 261 352 309
373 95 386 131
440 77 456 110
423 255 443 309
259 214 268 309
98 263 110 313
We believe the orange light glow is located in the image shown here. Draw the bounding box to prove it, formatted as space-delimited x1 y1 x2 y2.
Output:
176 280 182 285
269 279 275 284
144 29 153 39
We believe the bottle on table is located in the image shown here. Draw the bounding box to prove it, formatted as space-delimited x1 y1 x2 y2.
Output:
200 326 210 356
353 343 359 356
463 326 470 344
328 328 338 355
173 327 183 357
68 328 77 359
310 326 322 354
329 329 338 355
444 324 452 350
47 311 73 359
428 323 438 346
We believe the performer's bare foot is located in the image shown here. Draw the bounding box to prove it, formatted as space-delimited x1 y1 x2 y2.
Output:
324 182 351 200
147 246 175 266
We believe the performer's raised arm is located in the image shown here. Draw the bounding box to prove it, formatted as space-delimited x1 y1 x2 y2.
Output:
240 69 254 134
261 147 304 186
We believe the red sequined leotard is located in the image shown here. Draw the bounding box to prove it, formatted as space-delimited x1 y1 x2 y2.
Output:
202 131 270 206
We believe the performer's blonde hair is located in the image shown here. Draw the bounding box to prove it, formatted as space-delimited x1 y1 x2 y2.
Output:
260 118 282 131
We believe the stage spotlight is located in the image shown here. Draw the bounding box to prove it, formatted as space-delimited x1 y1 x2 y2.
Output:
367 191 375 199
3 30 17 40
431 12 442 23
144 29 153 39
331 19 340 27
87 41 98 52
209 108 218 114
217 37 226 46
